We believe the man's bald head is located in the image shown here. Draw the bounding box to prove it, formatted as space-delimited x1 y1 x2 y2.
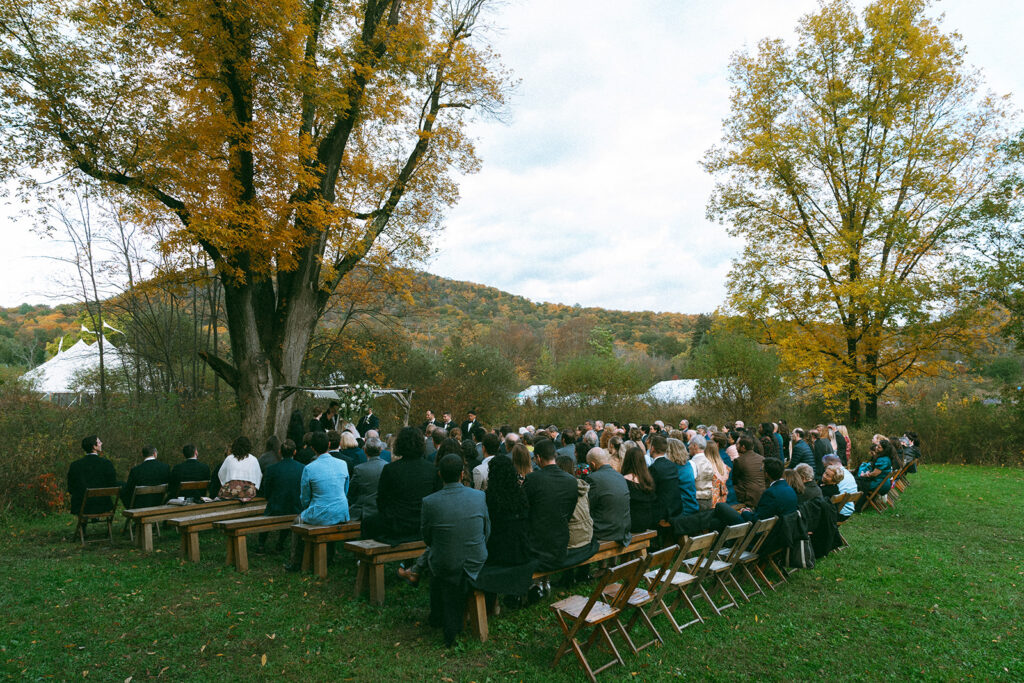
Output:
587 447 610 468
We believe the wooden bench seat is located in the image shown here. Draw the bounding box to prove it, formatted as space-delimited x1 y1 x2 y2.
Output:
122 498 252 551
467 530 658 643
166 503 267 562
215 515 298 572
344 538 428 605
291 521 362 578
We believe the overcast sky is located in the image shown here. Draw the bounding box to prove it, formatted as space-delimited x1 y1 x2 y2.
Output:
2 0 1022 313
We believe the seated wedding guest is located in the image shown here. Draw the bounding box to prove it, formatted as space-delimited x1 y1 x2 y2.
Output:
426 429 446 463
822 459 857 519
363 430 392 462
687 435 714 511
606 435 624 471
258 435 281 472
586 448 631 545
169 444 211 499
482 455 532 571
347 437 387 520
121 445 171 508
524 439 578 571
285 430 350 571
711 432 737 504
472 433 501 490
461 438 481 472
794 463 823 501
217 436 262 500
557 455 596 562
856 439 894 509
296 432 316 465
361 426 438 544
667 437 699 516
511 443 533 480
556 428 577 462
621 445 659 533
648 435 682 523
257 439 303 553
732 435 766 508
789 428 814 469
287 410 306 448
782 467 804 499
335 430 366 472
420 454 489 648
704 437 731 506
716 458 796 524
68 435 118 516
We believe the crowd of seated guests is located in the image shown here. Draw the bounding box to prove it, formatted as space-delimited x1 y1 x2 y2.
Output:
66 407 920 647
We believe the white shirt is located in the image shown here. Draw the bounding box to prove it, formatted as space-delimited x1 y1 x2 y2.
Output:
473 455 494 490
218 453 262 488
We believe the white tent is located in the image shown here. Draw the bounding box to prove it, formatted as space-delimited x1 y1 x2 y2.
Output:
21 339 127 397
516 384 554 405
646 379 698 405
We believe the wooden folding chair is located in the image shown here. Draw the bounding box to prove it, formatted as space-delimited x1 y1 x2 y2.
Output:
863 471 895 512
76 487 121 546
123 484 169 542
831 492 862 550
684 522 751 616
645 532 717 632
550 558 643 682
601 545 677 654
724 516 778 600
705 521 755 609
178 480 209 497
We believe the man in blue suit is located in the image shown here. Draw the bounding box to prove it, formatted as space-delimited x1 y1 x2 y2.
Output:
421 454 490 647
715 458 796 525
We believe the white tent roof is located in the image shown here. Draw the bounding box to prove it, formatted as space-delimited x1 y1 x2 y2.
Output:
646 379 698 404
21 339 126 394
516 384 553 405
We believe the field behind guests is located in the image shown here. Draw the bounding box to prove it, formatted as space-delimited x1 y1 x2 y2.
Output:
1 464 1020 682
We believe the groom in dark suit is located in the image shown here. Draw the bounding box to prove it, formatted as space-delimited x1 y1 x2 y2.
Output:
420 454 489 647
356 409 379 437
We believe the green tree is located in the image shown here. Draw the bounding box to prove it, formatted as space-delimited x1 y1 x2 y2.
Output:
689 332 784 420
549 355 652 405
703 0 1012 424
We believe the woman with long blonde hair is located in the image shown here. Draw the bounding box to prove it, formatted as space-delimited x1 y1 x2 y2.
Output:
704 439 731 506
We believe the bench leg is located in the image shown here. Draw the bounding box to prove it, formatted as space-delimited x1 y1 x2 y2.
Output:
467 590 488 642
186 531 200 562
301 540 312 573
355 560 368 599
140 523 154 552
225 536 235 566
369 563 386 605
234 536 249 572
314 543 328 579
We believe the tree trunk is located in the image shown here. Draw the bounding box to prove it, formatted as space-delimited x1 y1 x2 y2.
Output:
848 396 861 426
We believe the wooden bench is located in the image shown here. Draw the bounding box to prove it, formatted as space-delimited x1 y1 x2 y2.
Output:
344 538 428 605
166 503 267 562
215 514 299 572
466 530 658 642
122 499 250 551
121 484 169 542
292 522 363 579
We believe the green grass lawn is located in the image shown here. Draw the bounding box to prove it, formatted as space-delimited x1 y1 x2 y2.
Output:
1 464 1021 682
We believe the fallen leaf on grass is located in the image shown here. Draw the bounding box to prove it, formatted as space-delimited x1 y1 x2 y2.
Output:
261 654 267 667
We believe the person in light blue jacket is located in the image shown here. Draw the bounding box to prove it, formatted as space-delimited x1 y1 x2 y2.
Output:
285 431 349 571
299 431 350 525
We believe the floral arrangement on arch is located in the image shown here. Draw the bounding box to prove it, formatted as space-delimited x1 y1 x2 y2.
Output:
337 382 376 422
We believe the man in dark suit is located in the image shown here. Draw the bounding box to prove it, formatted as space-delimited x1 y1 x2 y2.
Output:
648 435 682 522
348 437 388 519
460 410 479 437
788 429 815 470
523 439 578 571
586 448 631 545
121 445 171 508
356 409 379 438
361 426 439 544
257 439 304 552
168 444 211 499
420 453 490 647
732 435 767 508
716 458 796 524
810 427 834 480
67 435 118 515
421 410 442 433
556 428 577 463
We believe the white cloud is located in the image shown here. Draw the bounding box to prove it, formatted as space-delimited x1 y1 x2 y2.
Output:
2 0 1021 313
